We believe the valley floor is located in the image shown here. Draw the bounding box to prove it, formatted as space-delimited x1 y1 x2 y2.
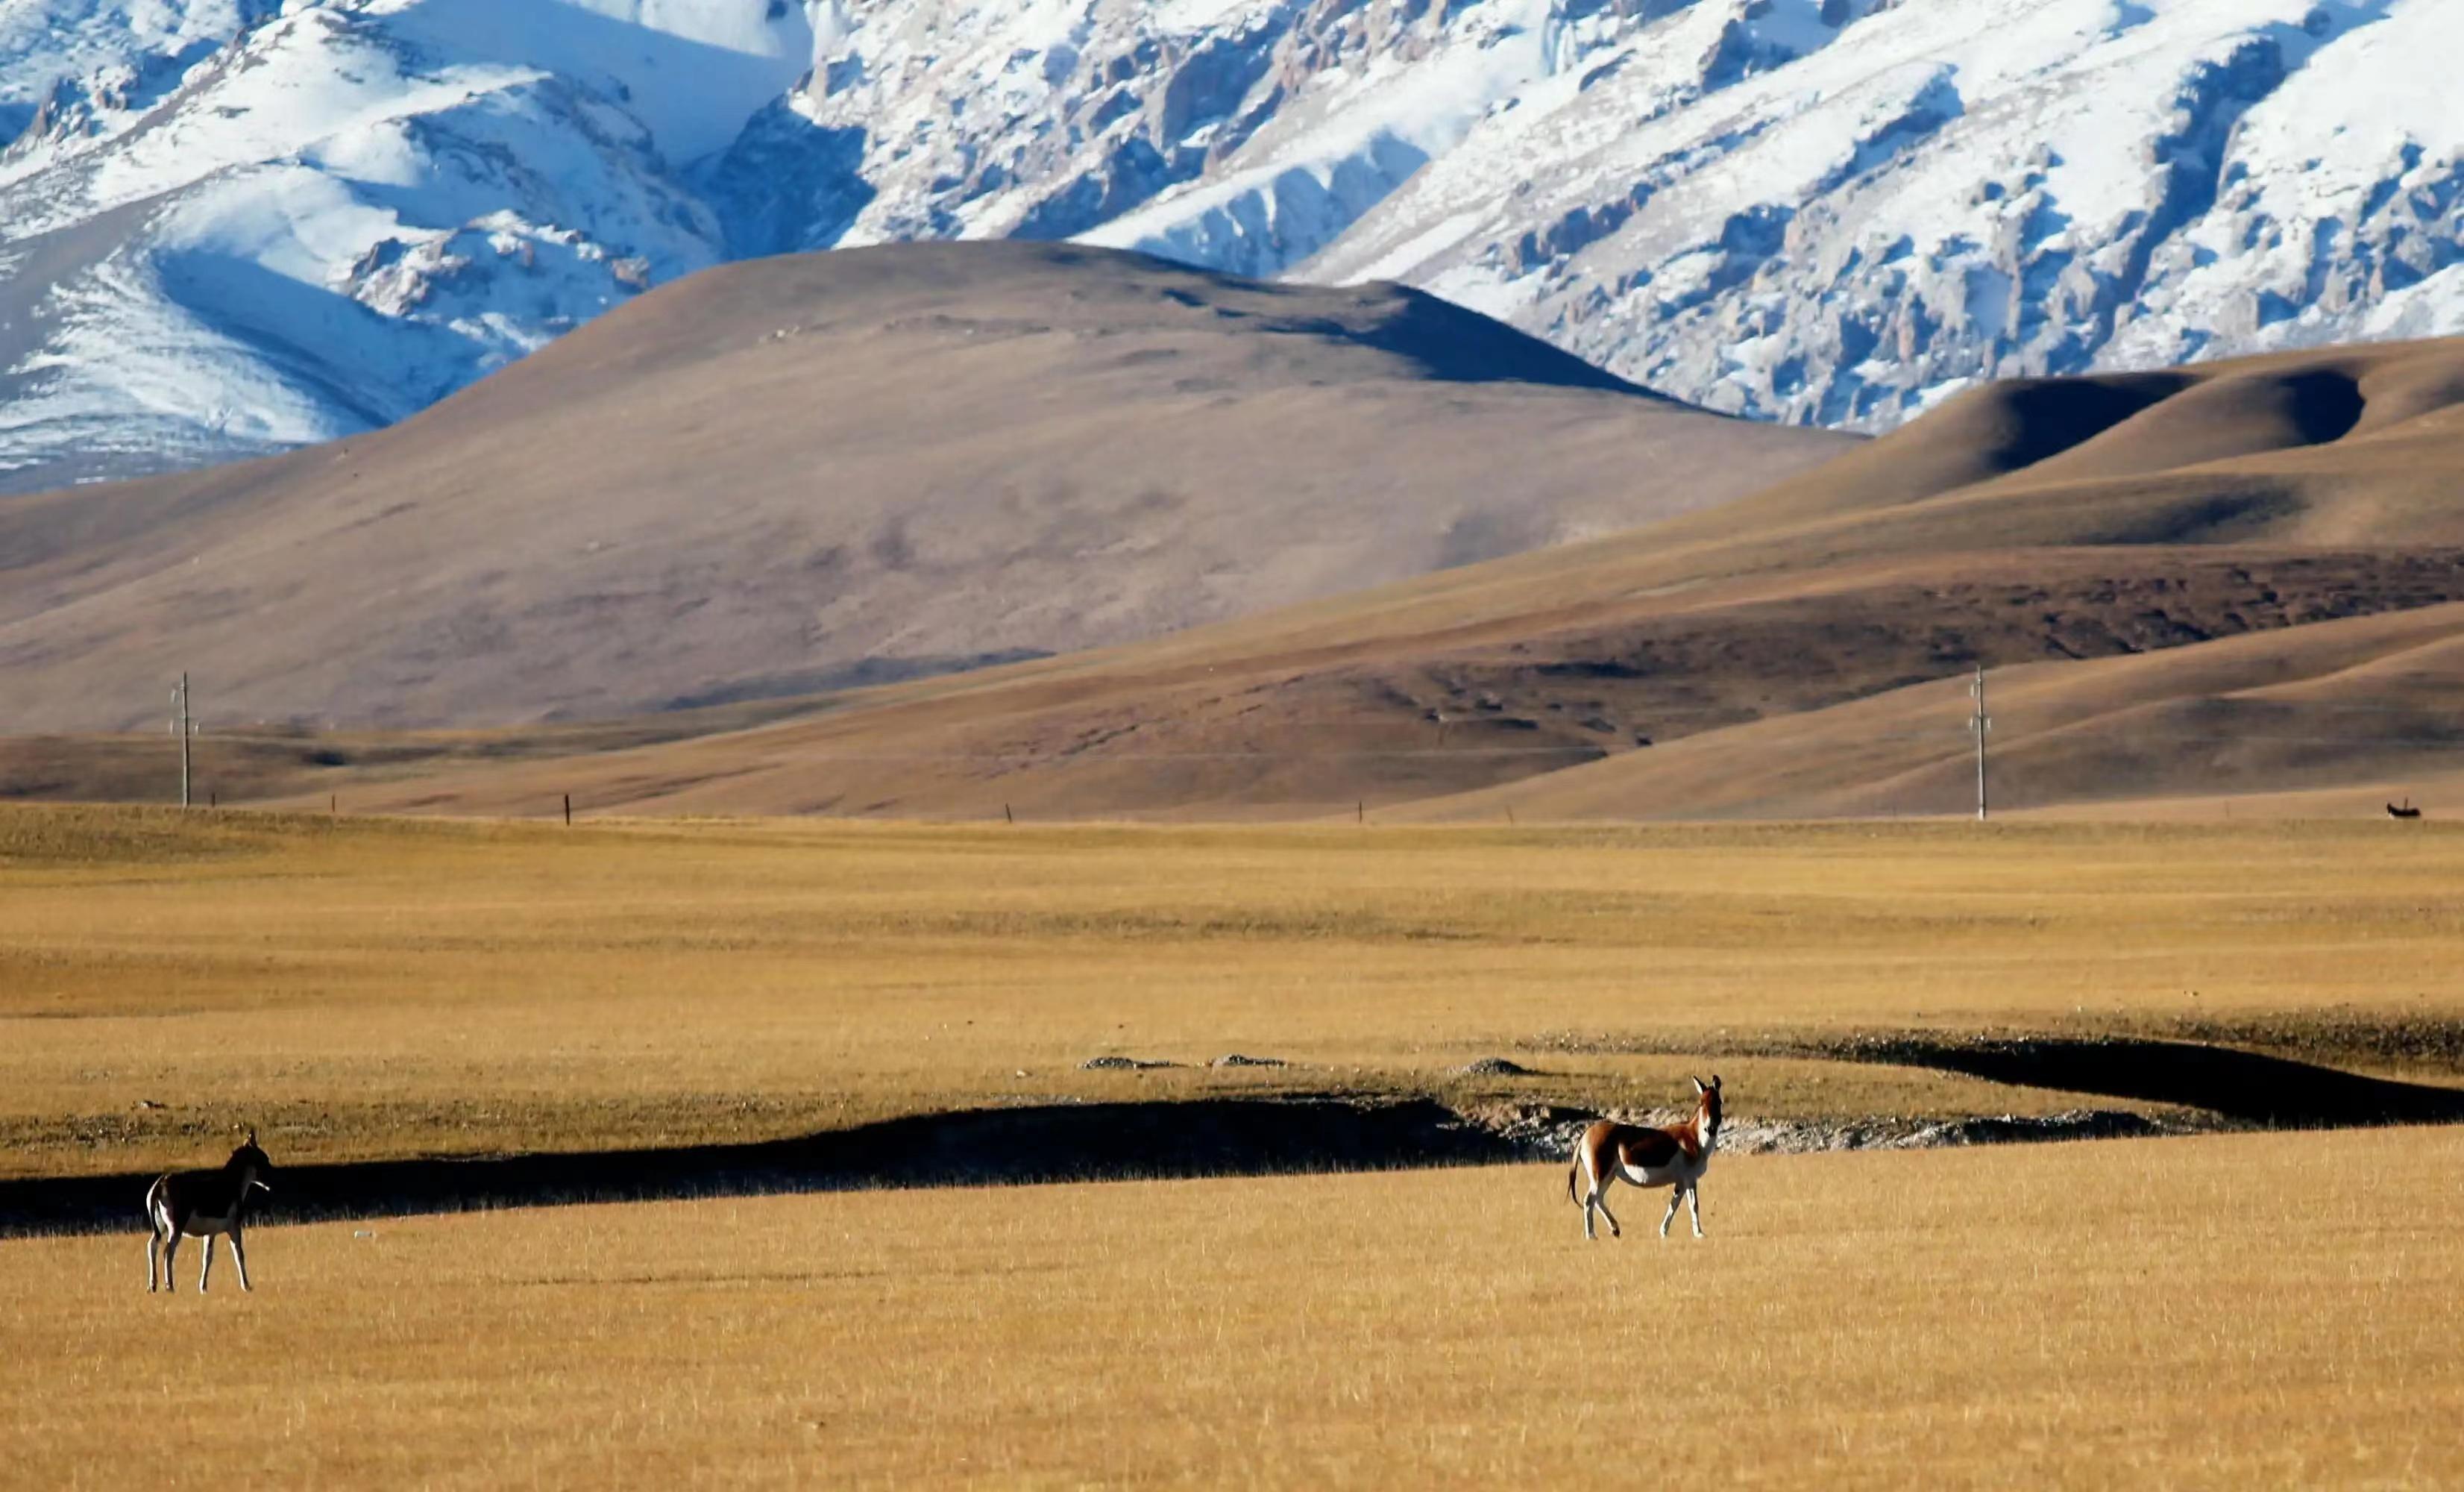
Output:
4 1129 2459 1487
5 805 2463 1485
7 807 2464 1185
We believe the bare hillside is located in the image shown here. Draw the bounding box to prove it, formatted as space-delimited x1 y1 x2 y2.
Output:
260 335 2464 821
19 331 2464 820
0 242 1847 732
1402 601 2464 822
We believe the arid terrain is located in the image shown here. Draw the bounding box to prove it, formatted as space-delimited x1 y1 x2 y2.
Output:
6 808 2463 1485
7 7 2463 1485
4 805 2460 1189
8 244 2464 1492
0 242 1844 733
16 330 2463 821
4 1125 2457 1488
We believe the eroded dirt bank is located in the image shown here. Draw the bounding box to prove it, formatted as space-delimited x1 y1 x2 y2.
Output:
7 1029 2459 1236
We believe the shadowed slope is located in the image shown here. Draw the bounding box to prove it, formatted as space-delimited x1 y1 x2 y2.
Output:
1625 336 2464 565
1687 372 2193 526
0 242 1846 733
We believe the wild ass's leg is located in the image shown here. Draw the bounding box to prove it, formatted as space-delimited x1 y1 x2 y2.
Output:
145 1227 160 1292
197 1231 213 1294
227 1227 251 1292
1659 1188 1682 1239
1687 1184 1705 1239
1591 1176 1623 1240
161 1232 180 1295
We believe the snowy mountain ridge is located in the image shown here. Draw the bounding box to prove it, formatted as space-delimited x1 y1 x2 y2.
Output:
0 0 2457 489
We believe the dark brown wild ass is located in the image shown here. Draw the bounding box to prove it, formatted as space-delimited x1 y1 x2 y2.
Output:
145 1132 274 1293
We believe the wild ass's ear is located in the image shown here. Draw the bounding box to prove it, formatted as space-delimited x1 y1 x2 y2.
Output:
247 1126 258 1147
1691 1076 1708 1096
1710 1074 1722 1091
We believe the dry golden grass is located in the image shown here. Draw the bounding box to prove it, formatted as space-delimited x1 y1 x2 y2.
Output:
6 804 2464 1179
4 1128 2459 1488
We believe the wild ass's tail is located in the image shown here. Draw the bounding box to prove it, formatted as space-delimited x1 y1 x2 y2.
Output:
142 1175 168 1232
1566 1147 1582 1205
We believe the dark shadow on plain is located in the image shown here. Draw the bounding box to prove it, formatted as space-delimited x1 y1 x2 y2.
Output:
0 1097 1522 1237
1844 1036 2464 1128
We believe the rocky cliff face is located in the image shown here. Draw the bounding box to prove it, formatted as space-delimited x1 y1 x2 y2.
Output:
1295 0 2464 430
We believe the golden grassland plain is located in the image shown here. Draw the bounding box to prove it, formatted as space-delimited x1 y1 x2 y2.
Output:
4 804 2464 1179
4 1128 2460 1488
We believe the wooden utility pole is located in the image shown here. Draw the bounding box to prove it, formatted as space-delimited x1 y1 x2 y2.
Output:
171 673 194 807
1970 665 1990 821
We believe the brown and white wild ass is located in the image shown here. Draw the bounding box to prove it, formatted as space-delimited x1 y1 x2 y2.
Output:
145 1131 274 1293
1566 1076 1721 1241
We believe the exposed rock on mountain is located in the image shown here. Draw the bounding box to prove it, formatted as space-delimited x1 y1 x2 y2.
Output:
1 0 2454 487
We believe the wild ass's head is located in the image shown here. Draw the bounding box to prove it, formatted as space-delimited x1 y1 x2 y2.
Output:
1691 1075 1723 1144
227 1128 273 1197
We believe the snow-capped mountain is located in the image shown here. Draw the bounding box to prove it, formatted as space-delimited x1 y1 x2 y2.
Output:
1 0 2458 489
0 0 809 484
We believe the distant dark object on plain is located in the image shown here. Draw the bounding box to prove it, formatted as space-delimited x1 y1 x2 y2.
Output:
2387 799 2424 820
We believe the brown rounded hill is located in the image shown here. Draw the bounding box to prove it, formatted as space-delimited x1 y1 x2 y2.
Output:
12 287 2464 821
0 242 1845 733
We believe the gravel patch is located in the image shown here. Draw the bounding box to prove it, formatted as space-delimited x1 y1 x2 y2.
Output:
1459 1104 2197 1161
